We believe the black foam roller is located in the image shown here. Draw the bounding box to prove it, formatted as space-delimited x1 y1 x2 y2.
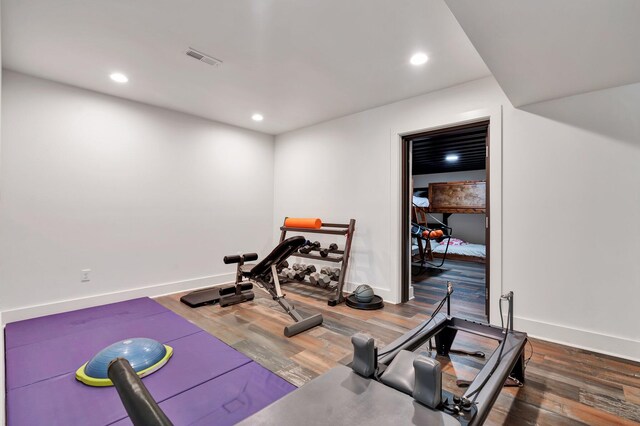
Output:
284 314 323 337
107 358 173 426
243 253 258 262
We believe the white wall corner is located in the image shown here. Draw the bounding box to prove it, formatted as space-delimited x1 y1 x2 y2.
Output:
1 273 234 325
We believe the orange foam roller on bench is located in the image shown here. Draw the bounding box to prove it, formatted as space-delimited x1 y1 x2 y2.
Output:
284 217 323 229
422 229 444 239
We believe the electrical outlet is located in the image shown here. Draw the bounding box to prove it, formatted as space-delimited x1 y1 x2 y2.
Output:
81 269 91 283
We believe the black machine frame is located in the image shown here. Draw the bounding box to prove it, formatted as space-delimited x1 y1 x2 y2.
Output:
364 288 526 426
235 287 528 426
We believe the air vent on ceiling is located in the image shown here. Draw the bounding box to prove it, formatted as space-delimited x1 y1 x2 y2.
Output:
185 47 222 67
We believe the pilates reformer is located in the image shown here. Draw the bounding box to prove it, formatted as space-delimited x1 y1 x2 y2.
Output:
240 286 528 425
111 285 527 426
181 235 323 337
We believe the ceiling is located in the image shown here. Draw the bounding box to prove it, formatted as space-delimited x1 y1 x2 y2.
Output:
411 123 487 175
1 0 490 135
445 0 640 107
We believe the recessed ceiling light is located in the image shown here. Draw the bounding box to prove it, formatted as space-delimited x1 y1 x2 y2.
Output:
110 73 129 83
410 53 429 66
445 154 459 162
252 113 264 122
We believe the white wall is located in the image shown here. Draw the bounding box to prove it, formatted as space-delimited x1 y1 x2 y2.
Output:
274 77 640 361
274 78 503 305
413 169 486 244
0 71 275 321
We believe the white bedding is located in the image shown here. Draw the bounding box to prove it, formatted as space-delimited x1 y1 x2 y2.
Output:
431 241 485 258
413 195 429 208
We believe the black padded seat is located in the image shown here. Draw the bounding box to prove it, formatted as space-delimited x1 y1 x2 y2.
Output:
245 236 306 278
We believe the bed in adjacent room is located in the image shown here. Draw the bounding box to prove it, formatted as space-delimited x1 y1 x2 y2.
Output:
412 180 486 265
430 238 486 263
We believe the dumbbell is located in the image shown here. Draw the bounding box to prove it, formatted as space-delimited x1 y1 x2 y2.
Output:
310 273 331 288
305 264 317 274
329 268 341 280
300 241 321 254
280 268 294 279
276 260 289 272
309 272 331 287
319 243 339 258
293 270 306 281
292 263 307 271
309 272 321 286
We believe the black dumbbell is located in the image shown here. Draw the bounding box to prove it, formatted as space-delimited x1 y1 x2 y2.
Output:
300 241 321 254
293 270 306 281
305 264 317 274
319 243 339 257
277 260 289 272
329 268 341 280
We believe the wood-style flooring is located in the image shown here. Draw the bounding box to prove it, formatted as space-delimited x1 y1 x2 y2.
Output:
412 258 487 322
157 283 640 426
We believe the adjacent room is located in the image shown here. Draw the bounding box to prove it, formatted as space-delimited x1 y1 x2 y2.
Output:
409 122 489 323
1 1 639 425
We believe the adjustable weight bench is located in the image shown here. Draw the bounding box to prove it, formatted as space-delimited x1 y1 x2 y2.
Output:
181 236 323 337
240 235 323 337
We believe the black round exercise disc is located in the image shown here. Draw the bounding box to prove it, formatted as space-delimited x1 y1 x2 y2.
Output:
345 294 384 310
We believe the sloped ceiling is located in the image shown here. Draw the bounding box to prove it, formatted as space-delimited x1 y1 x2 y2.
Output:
445 0 640 107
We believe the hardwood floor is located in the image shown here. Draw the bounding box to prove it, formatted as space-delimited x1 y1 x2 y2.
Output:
156 283 640 425
412 258 487 322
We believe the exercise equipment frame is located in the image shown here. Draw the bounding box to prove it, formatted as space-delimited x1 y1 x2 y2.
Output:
279 217 356 306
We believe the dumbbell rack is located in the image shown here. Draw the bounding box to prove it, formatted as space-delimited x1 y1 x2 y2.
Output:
279 218 356 306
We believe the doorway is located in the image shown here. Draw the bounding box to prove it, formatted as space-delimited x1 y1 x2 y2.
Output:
400 121 490 322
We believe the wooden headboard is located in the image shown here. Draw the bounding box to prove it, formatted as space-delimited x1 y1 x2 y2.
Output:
428 180 485 213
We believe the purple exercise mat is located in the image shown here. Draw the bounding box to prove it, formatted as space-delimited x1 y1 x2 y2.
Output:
6 310 201 390
5 297 296 426
111 362 296 426
7 331 253 426
5 297 168 349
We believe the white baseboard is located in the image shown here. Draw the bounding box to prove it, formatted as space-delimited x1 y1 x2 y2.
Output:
514 315 640 363
1 273 235 325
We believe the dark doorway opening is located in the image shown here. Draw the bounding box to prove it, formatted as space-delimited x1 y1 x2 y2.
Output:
401 121 490 322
